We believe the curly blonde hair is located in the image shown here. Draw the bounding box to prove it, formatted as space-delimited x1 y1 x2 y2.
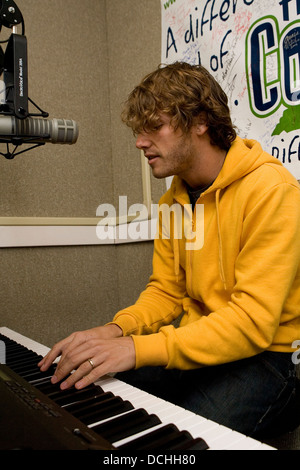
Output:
121 62 236 150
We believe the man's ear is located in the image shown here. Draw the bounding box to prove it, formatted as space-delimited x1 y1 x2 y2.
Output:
195 122 208 136
194 112 208 136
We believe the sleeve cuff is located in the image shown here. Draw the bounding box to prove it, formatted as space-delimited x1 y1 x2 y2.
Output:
108 313 140 336
132 332 169 368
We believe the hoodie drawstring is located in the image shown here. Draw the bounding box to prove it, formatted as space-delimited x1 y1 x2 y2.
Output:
215 188 227 290
174 239 180 283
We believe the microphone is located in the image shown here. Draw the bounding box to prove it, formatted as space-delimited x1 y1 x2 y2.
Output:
0 115 79 144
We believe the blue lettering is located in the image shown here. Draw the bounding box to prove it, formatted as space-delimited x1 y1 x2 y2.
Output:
210 0 218 30
201 0 211 36
272 136 300 163
280 23 300 105
279 0 299 21
288 135 300 162
185 14 195 43
166 26 177 58
246 17 281 116
209 30 232 71
220 29 231 67
220 0 230 21
198 0 255 36
210 54 219 71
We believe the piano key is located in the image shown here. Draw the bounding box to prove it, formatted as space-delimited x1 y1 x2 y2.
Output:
17 365 57 382
117 423 209 451
48 384 104 405
91 408 161 442
0 327 275 450
72 396 134 425
7 355 44 370
6 350 38 363
33 378 62 393
167 436 210 451
8 359 44 374
65 392 115 413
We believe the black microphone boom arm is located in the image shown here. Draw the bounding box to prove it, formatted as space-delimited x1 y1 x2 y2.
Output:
3 33 29 118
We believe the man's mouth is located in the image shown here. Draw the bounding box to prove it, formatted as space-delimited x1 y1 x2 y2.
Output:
145 154 159 164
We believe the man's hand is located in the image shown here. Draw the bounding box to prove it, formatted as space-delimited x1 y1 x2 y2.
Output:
38 324 135 390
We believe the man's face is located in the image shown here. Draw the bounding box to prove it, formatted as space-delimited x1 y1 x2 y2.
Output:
136 114 196 181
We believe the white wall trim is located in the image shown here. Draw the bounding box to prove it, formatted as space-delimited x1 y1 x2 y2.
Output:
0 218 157 247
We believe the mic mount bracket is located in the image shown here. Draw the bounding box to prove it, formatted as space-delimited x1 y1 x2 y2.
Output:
0 0 23 29
0 139 45 160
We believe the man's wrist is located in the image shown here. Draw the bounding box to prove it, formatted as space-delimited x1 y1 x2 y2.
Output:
104 323 123 338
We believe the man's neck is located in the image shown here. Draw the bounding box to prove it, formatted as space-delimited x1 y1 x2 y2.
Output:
184 146 227 189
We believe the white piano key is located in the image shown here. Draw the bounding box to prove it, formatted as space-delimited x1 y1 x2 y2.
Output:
0 327 276 450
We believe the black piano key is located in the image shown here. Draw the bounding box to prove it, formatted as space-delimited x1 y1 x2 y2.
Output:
67 393 117 416
168 436 209 450
6 343 31 352
71 396 134 425
6 350 39 364
118 423 178 450
91 408 161 442
19 365 57 383
47 383 99 398
51 385 105 407
7 356 44 371
118 423 205 451
157 430 208 450
33 379 64 394
0 337 22 351
6 358 41 370
65 392 115 413
9 359 44 374
4 341 33 351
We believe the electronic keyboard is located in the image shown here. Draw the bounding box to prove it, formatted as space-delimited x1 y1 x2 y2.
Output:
0 327 274 450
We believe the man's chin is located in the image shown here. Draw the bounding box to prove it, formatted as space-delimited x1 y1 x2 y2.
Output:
151 169 173 180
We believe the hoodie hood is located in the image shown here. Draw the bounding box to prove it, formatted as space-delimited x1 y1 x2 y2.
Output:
170 136 282 198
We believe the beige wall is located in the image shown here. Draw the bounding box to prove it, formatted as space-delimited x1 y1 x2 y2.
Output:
0 0 163 346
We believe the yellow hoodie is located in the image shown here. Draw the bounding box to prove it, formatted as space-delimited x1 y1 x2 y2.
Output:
112 137 300 370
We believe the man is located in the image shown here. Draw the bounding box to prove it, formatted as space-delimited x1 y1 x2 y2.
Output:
39 62 300 439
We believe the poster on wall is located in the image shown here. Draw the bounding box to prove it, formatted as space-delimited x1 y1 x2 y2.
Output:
161 0 300 183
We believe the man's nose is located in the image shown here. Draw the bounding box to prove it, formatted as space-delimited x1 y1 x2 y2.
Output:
136 133 151 149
